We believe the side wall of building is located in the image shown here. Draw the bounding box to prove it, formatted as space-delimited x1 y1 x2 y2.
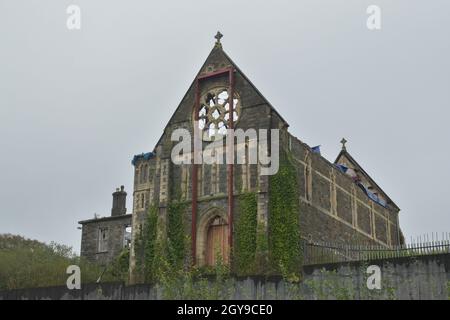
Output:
80 215 132 265
285 132 401 247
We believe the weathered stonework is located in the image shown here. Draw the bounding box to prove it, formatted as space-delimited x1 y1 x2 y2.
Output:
79 185 132 265
79 214 132 265
78 36 403 279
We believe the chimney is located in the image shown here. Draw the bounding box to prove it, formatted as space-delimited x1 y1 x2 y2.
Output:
111 185 127 216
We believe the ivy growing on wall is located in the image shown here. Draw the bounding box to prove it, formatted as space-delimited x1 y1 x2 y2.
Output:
107 248 130 282
234 192 258 275
134 199 187 282
167 201 188 270
235 166 243 193
133 231 143 277
268 149 301 275
254 219 269 274
134 204 158 282
144 204 159 281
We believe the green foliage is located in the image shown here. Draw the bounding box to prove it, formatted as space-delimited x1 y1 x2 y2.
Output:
143 204 159 281
0 234 107 290
133 224 144 278
153 242 233 300
134 204 159 282
447 281 450 300
254 221 269 274
268 150 301 275
167 201 187 270
303 269 355 300
106 248 130 282
235 167 243 192
134 200 187 282
234 192 258 275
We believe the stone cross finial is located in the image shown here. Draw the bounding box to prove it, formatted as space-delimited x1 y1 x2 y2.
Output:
214 31 223 47
340 138 347 150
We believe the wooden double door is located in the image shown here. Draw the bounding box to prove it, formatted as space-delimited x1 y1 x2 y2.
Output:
205 217 229 266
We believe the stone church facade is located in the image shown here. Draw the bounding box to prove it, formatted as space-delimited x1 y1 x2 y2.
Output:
78 34 403 279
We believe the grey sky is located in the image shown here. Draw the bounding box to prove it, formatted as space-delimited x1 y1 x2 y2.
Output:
0 0 449 253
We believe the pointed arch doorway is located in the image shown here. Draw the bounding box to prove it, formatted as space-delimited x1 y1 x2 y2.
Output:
206 216 229 266
196 208 230 266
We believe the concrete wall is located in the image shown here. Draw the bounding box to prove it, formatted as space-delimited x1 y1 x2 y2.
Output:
2 254 448 300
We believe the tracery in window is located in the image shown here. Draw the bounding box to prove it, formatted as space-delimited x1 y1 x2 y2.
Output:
196 87 240 140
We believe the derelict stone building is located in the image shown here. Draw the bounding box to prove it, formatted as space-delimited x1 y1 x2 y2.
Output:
79 186 132 265
78 34 403 277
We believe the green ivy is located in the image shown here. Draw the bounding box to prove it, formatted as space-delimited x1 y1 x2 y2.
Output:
133 225 144 276
254 220 269 274
134 204 158 282
235 167 243 193
144 204 159 281
268 149 301 274
167 201 188 270
234 192 258 275
447 281 450 300
107 248 130 282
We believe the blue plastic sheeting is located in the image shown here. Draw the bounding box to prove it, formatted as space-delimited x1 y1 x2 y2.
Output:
311 145 321 154
357 182 387 208
335 163 387 207
131 152 155 166
335 164 348 173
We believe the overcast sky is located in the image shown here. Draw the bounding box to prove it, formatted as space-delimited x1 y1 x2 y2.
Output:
0 1 449 252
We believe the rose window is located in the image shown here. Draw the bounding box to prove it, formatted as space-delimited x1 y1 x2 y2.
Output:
197 88 240 140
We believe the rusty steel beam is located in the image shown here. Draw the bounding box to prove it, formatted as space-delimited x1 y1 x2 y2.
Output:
227 69 235 251
191 67 235 266
191 79 200 265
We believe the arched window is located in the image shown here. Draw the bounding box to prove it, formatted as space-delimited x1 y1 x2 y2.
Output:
304 153 312 202
135 167 140 184
98 228 108 253
139 164 145 184
143 164 148 182
196 87 241 141
141 193 145 209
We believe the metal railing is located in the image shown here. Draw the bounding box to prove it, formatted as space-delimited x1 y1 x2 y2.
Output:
302 233 450 265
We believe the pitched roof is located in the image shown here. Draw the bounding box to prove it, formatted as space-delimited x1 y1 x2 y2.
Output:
151 41 289 152
334 149 400 211
78 213 132 225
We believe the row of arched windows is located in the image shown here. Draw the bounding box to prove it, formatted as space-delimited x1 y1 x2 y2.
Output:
135 163 152 185
178 162 258 199
136 193 145 210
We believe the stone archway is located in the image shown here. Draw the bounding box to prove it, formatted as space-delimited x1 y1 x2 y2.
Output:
196 207 229 266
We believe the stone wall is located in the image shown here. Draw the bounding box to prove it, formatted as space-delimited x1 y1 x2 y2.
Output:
128 46 276 275
79 214 132 265
2 254 448 300
286 132 401 247
126 44 401 278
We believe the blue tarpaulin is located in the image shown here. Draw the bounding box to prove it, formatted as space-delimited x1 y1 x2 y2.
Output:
335 164 348 173
132 152 155 166
357 182 387 208
311 145 321 154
